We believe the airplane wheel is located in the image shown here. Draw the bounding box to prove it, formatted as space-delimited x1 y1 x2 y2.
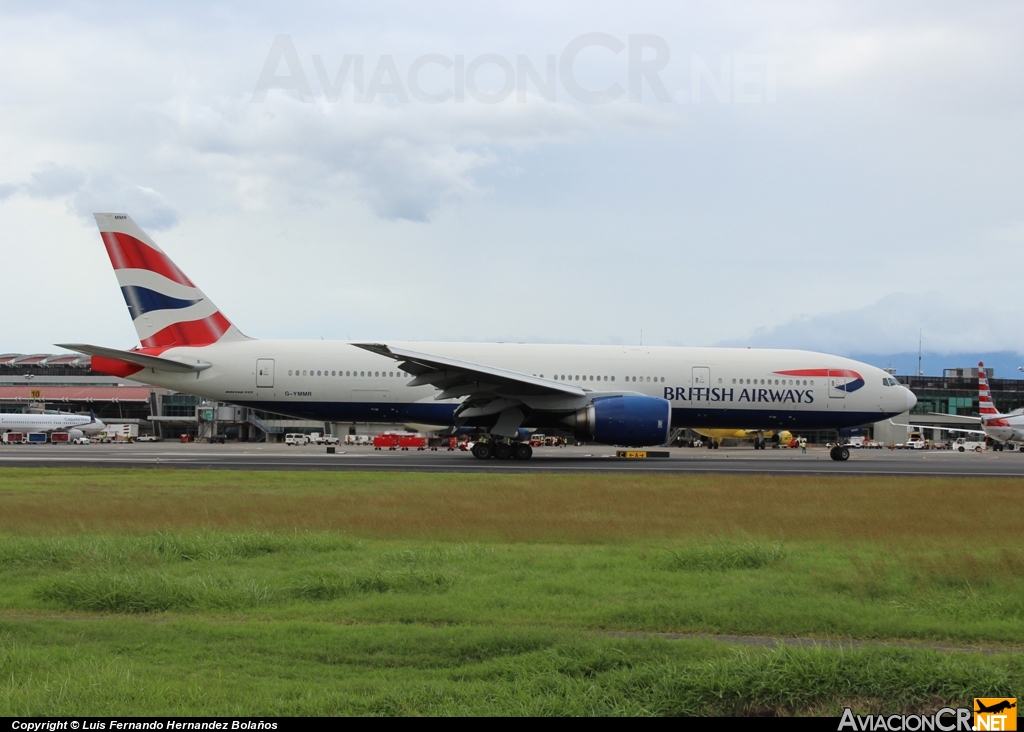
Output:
472 442 493 460
513 443 533 460
829 446 850 461
713 442 719 449
494 442 513 460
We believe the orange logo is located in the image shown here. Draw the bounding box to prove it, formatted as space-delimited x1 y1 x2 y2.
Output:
975 699 1017 731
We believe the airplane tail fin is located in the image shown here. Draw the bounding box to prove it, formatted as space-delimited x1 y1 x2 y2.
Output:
94 213 250 349
978 362 1001 418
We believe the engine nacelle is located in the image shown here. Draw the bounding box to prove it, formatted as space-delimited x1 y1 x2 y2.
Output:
564 395 672 447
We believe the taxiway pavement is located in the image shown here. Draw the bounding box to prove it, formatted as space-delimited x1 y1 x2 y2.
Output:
2 443 1023 476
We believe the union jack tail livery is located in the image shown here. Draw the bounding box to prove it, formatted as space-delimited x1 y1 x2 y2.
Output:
95 213 249 349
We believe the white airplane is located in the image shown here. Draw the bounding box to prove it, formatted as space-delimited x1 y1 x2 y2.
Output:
57 213 916 462
976 364 1024 445
0 410 105 438
891 362 1024 449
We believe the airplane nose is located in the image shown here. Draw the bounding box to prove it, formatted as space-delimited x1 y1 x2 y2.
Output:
904 387 917 413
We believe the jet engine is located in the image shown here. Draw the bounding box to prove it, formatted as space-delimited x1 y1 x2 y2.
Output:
563 395 671 447
67 429 84 440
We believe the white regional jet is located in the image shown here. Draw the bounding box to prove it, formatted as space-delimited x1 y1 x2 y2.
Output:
0 410 105 439
977 363 1024 445
902 362 1024 448
58 214 916 462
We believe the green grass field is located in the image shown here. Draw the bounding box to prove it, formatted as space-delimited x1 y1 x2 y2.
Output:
1 468 1021 715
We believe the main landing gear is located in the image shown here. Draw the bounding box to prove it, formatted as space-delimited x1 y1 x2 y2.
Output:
829 446 850 461
471 439 533 461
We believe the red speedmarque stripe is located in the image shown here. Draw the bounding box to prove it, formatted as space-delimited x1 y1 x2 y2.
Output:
101 231 195 287
773 368 862 379
141 312 231 348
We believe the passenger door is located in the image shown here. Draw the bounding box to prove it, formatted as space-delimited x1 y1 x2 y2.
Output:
256 359 275 388
827 370 846 399
692 367 710 394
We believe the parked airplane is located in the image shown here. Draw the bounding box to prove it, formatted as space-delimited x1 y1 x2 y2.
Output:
692 428 793 449
0 410 105 438
57 213 916 462
893 362 1024 449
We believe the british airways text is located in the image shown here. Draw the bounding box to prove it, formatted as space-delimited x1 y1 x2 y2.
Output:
664 387 815 404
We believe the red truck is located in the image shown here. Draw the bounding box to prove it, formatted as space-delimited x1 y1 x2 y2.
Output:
373 433 427 450
398 435 427 451
373 434 401 450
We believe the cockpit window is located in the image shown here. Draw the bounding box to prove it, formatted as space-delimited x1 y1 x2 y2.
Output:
882 377 899 387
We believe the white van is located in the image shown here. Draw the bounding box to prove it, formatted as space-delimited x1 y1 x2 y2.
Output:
284 433 308 446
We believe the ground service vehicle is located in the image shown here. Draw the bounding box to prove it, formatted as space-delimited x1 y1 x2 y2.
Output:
284 433 308 446
2 432 24 444
951 437 985 453
62 213 918 464
373 434 401 450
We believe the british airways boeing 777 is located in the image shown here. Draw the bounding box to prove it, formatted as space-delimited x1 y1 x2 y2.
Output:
58 213 916 462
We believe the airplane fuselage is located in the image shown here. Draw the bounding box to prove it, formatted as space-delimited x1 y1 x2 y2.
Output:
0 413 103 434
982 415 1024 444
112 340 915 432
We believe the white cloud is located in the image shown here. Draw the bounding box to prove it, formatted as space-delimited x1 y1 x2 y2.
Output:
2 2 1024 359
0 164 179 230
721 293 1024 356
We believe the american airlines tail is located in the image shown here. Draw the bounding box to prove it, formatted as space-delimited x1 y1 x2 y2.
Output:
978 362 1008 425
94 213 249 349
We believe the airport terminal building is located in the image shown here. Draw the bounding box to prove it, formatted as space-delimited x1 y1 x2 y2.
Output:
3 353 1023 445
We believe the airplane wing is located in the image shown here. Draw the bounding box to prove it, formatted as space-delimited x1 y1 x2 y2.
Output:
926 412 981 422
352 343 587 399
887 419 986 436
56 343 212 373
352 343 591 435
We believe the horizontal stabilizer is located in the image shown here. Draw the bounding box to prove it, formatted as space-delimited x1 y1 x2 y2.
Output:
56 343 212 373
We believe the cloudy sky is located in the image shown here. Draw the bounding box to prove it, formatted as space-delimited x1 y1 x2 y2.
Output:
2 2 1023 374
